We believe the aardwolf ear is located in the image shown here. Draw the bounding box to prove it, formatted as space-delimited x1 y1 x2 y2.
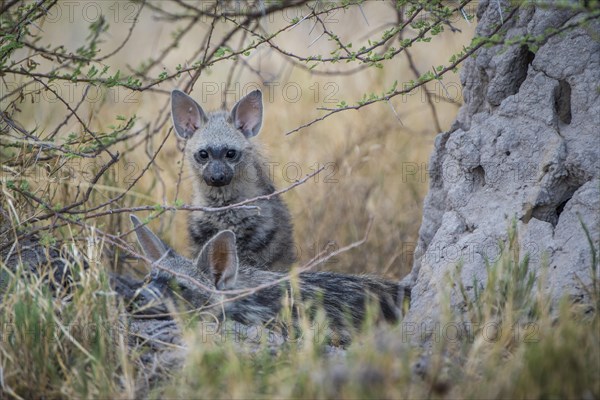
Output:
230 90 263 138
130 214 169 263
171 89 208 139
198 230 239 290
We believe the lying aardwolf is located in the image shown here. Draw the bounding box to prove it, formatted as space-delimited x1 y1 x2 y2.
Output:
130 215 409 344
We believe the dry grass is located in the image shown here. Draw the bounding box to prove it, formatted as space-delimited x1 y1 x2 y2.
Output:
0 234 136 399
1 209 599 399
2 214 598 398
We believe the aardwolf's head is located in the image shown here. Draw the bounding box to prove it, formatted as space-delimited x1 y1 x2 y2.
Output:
170 89 263 188
129 214 240 312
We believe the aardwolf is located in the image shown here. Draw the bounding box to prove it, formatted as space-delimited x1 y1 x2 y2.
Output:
171 89 294 270
131 215 409 345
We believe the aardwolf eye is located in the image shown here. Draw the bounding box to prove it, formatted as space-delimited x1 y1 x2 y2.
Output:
225 149 238 159
195 149 209 163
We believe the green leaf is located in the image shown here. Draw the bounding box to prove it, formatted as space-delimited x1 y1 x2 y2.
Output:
214 46 231 58
87 65 98 78
106 70 121 87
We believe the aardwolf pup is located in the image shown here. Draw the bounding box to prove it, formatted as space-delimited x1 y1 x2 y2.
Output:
171 89 294 270
130 215 409 345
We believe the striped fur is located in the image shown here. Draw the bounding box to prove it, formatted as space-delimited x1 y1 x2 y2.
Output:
131 215 409 345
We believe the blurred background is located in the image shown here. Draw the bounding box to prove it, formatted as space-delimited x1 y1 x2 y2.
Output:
2 0 475 279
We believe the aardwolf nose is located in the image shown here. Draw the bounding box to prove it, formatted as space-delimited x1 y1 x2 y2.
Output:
205 172 230 187
210 173 226 184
